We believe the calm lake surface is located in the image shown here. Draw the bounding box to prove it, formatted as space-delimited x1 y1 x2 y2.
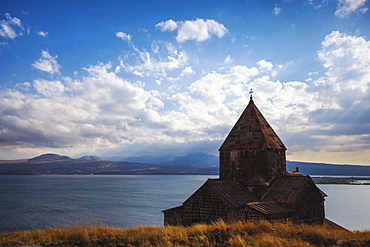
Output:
0 175 369 233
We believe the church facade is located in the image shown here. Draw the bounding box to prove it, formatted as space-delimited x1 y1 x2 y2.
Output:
163 95 326 226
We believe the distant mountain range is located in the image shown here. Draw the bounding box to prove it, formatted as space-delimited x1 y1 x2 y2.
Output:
79 155 103 161
28 153 73 162
286 161 370 176
27 153 102 162
0 153 218 175
122 153 370 176
0 152 369 176
121 152 218 167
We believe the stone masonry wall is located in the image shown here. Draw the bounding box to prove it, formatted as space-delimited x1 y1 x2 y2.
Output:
292 186 325 225
219 149 286 188
183 186 229 226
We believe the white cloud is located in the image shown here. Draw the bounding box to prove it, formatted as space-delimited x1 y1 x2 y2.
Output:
273 4 282 16
0 63 164 150
278 30 370 163
37 31 48 37
1 26 370 164
257 59 273 71
156 18 228 43
32 50 61 75
159 30 370 163
0 63 273 157
171 66 260 129
15 82 31 91
0 13 24 39
335 0 368 17
155 79 162 85
116 31 132 42
155 19 178 31
180 66 195 77
33 79 65 97
224 55 233 64
120 42 188 78
318 31 370 92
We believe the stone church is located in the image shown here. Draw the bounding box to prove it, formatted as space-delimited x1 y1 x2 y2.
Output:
163 94 327 226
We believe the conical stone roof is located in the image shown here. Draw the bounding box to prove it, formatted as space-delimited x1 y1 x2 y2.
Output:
219 97 286 151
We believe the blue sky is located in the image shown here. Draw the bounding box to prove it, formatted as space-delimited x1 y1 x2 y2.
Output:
0 0 369 165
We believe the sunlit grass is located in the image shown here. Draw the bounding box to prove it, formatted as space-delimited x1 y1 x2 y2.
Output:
1 220 370 246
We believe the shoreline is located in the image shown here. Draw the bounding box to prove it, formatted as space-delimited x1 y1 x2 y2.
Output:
1 174 370 185
312 177 370 185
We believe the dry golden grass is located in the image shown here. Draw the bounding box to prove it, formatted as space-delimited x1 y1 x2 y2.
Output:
1 220 370 246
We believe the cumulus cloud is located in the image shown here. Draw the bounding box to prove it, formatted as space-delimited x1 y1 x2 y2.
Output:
1 27 370 164
224 55 233 64
180 66 195 77
257 60 273 71
33 79 65 97
0 13 24 39
158 30 370 163
273 3 282 16
0 62 282 157
281 30 370 162
15 82 31 91
318 31 370 92
156 18 228 43
335 0 368 17
0 62 163 150
37 31 48 37
168 66 261 135
116 31 132 42
155 19 178 31
32 50 61 74
120 42 188 78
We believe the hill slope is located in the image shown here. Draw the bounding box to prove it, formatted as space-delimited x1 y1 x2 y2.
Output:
287 161 370 176
0 154 217 175
79 155 102 160
28 153 72 162
122 152 218 167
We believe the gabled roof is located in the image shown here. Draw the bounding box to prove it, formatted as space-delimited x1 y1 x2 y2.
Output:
184 179 258 208
246 201 295 215
324 218 349 231
162 205 184 213
219 97 286 151
262 175 326 204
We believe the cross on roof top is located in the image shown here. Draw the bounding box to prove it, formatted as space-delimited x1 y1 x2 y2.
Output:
249 88 254 99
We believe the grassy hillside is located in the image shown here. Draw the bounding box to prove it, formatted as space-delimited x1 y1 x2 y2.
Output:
1 221 369 247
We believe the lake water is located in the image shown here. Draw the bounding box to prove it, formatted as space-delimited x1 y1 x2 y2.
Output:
0 175 369 234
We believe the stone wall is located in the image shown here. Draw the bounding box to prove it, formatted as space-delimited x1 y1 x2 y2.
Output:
291 186 325 225
163 206 184 226
219 149 286 188
183 186 229 225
